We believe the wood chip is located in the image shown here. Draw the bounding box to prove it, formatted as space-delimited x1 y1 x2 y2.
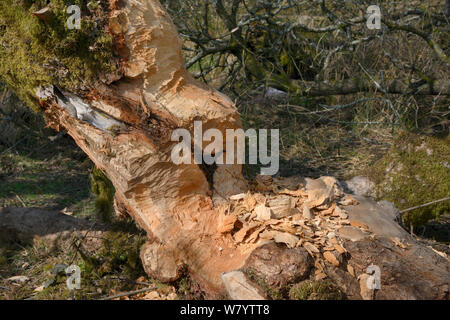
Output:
334 206 348 219
245 226 265 244
243 194 257 211
305 189 331 209
428 247 448 259
303 242 320 254
315 272 327 281
302 205 313 220
314 259 324 272
254 204 272 221
268 195 294 218
323 251 340 267
321 202 336 216
274 232 299 249
329 237 339 245
263 219 283 226
259 230 277 240
218 214 238 234
270 222 298 234
233 223 258 243
253 193 267 204
339 194 359 206
230 193 246 201
334 243 347 254
350 221 370 231
391 237 407 249
347 264 356 277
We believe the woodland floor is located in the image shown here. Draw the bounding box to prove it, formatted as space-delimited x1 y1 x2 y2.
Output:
0 92 446 300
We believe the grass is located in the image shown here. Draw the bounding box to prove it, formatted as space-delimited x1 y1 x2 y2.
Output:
366 131 450 227
0 225 152 300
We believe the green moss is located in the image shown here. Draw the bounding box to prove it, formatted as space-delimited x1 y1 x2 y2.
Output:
289 280 343 300
97 229 146 278
89 166 115 223
0 0 120 110
367 132 450 227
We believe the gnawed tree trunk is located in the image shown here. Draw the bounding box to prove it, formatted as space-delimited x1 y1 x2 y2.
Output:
36 0 250 296
4 0 449 299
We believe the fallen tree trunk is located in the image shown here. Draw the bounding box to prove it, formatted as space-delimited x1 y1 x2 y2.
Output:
2 0 449 299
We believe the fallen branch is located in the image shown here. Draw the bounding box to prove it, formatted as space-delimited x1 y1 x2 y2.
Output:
275 77 450 96
400 197 450 215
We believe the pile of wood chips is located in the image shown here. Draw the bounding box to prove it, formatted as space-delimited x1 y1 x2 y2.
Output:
217 175 365 280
